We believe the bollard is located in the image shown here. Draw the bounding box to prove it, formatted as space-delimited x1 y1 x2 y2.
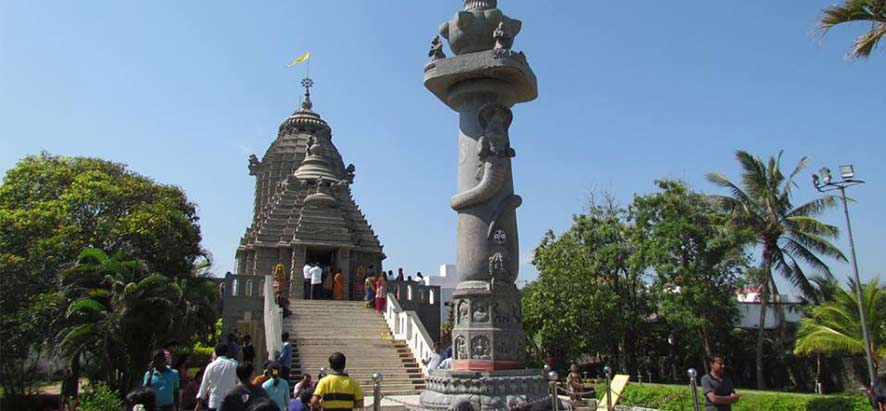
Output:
372 372 383 411
603 366 612 411
688 368 700 411
547 370 559 411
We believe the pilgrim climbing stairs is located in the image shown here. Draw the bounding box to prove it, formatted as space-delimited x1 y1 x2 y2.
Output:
283 299 426 395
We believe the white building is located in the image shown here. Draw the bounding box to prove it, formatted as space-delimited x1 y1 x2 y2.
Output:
421 264 459 321
736 287 803 329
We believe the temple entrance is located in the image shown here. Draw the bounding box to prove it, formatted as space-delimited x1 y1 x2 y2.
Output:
305 247 336 299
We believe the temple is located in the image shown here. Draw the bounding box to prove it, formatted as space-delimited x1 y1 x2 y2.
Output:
236 78 384 300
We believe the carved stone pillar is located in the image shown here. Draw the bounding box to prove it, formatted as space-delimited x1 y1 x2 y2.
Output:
290 245 306 299
420 1 547 410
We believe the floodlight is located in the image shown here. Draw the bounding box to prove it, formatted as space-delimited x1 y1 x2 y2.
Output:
840 164 855 179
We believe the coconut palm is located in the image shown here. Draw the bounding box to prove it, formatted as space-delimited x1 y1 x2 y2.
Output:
706 150 846 389
795 279 885 384
819 0 886 58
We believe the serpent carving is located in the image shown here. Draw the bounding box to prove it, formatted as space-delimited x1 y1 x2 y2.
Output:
450 104 515 211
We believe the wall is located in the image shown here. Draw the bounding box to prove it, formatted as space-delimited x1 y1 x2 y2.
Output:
387 281 442 342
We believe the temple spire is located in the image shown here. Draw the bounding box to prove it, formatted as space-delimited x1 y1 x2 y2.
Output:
300 77 314 111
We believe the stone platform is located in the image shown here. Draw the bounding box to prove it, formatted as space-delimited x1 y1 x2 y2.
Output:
420 369 551 411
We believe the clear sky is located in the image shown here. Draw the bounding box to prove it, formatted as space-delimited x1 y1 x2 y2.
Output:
2 1 883 289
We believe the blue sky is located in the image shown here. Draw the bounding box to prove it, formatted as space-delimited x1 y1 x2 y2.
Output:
1 1 883 289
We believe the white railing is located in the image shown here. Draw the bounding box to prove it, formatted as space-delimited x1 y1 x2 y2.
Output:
264 275 283 361
383 292 436 374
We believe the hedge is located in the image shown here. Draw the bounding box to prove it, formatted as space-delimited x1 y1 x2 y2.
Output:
598 383 871 411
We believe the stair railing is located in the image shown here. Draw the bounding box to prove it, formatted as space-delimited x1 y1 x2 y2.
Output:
383 292 436 375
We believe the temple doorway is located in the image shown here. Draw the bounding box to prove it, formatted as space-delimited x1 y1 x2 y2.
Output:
306 247 336 299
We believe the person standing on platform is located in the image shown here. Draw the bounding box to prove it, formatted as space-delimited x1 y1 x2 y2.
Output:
309 263 323 300
322 266 333 299
375 274 386 313
333 270 345 300
701 356 739 411
364 273 376 309
302 262 312 299
395 268 404 282
241 335 255 365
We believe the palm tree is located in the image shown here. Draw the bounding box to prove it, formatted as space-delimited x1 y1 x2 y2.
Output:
706 150 846 389
795 279 885 388
819 0 886 59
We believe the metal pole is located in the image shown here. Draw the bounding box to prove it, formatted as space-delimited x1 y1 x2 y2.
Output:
839 187 877 387
371 372 382 411
688 368 700 411
547 370 558 411
604 366 612 411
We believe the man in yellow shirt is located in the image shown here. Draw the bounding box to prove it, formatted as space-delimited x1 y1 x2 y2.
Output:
311 352 364 411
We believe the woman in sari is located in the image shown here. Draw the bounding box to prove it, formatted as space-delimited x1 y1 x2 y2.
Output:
375 274 386 312
332 271 345 300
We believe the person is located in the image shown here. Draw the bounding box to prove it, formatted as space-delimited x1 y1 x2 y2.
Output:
242 335 256 365
322 266 334 299
395 268 404 282
143 349 180 411
566 363 584 402
375 275 386 313
292 374 313 400
416 272 424 282
406 276 413 283
227 333 241 360
311 352 363 411
364 273 376 309
701 356 739 411
422 343 444 376
183 369 207 411
261 362 290 411
289 388 312 411
278 333 292 382
332 270 345 300
126 386 157 411
253 361 273 386
163 339 179 368
197 343 239 411
302 262 312 299
309 263 323 300
219 362 268 411
872 373 886 411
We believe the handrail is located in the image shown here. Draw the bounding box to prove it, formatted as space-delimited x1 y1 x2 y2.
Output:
383 292 436 374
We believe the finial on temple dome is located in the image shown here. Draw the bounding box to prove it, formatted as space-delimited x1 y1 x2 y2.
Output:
464 0 497 11
300 77 314 110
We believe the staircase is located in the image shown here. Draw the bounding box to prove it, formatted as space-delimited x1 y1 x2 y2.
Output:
284 299 426 395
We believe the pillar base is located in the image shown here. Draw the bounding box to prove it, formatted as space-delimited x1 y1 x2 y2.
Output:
420 369 554 411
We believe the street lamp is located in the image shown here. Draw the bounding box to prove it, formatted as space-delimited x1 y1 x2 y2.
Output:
812 164 875 387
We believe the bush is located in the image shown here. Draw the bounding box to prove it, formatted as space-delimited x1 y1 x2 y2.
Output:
604 383 871 411
79 383 123 411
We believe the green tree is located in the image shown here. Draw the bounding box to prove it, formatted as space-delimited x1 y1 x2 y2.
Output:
0 152 206 394
630 180 750 377
794 278 885 365
60 248 213 394
525 198 653 374
818 0 886 59
706 150 846 389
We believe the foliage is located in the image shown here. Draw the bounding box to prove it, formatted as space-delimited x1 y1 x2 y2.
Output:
0 152 208 394
818 0 886 59
706 150 845 388
78 383 123 411
525 196 653 373
610 383 871 411
59 248 218 394
630 180 750 368
0 292 63 396
795 279 886 361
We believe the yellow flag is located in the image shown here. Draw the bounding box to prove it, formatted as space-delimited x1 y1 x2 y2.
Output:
287 52 310 68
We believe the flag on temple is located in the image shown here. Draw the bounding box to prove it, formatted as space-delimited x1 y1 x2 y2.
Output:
287 52 311 68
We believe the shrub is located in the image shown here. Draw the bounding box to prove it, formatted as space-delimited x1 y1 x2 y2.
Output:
79 383 123 411
602 383 871 411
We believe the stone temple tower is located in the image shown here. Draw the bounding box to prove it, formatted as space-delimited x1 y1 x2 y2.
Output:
236 79 384 300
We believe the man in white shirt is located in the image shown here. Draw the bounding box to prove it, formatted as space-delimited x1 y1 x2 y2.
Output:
309 263 323 300
196 343 239 411
302 262 312 299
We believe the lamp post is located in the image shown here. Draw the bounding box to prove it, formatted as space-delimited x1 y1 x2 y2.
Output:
812 164 875 387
